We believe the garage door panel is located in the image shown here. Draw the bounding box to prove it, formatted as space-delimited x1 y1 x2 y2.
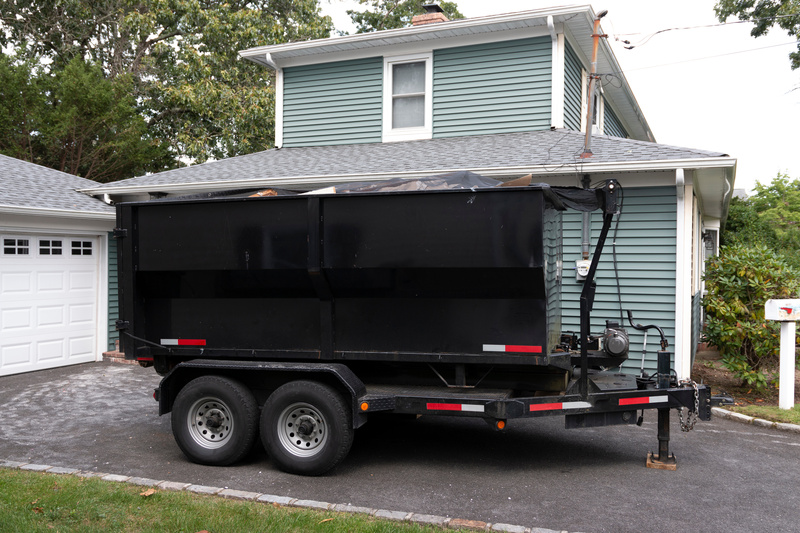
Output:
38 271 66 293
69 303 95 326
1 343 33 368
38 339 66 362
69 270 95 291
2 307 32 332
37 305 66 327
68 336 94 359
1 233 100 376
1 271 33 296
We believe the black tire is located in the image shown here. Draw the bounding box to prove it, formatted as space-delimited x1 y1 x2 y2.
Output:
261 380 353 476
171 375 258 466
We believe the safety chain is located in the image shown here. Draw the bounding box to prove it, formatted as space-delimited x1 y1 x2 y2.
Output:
678 379 699 432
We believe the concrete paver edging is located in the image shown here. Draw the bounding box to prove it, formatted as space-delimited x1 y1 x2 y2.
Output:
0 459 577 533
711 407 800 433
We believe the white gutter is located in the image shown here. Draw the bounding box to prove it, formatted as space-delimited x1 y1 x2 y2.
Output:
0 205 115 220
239 5 595 67
78 157 738 197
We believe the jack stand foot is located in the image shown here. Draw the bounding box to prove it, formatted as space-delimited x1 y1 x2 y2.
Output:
646 451 677 470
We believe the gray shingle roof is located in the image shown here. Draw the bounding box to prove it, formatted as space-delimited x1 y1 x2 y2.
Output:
87 129 730 192
0 154 115 213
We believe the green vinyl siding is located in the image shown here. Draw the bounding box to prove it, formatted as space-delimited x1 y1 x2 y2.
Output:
603 101 628 138
432 37 551 137
563 41 583 131
561 186 677 375
282 57 383 147
108 232 119 352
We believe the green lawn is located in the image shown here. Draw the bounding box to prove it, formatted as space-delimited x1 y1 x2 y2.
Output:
0 468 462 533
729 404 800 425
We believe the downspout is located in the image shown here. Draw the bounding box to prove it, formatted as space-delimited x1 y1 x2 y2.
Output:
265 53 284 149
674 169 686 379
548 16 565 129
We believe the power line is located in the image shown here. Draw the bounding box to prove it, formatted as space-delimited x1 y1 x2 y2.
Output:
616 13 800 49
612 40 800 73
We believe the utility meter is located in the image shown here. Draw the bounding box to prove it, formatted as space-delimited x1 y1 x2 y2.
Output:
576 259 591 281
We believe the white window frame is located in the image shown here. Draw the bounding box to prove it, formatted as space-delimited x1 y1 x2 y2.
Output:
382 52 433 143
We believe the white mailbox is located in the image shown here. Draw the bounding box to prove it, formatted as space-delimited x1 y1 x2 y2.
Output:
764 298 800 409
765 299 800 321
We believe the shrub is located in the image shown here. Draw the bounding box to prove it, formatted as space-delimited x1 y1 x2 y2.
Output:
703 244 800 388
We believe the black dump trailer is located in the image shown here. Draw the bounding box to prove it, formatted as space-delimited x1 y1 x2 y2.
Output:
116 177 723 475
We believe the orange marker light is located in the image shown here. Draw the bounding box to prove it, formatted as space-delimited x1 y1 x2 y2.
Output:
360 402 369 411
496 420 506 430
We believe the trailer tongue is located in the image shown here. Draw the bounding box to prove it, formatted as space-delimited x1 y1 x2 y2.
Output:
116 176 726 475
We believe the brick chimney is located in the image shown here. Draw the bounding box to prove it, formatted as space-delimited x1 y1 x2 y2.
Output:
412 3 449 26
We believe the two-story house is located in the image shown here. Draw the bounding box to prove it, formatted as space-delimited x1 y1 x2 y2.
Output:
83 5 736 379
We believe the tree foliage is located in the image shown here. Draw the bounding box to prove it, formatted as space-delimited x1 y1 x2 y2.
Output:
348 0 463 33
715 0 800 69
0 55 173 182
0 0 333 179
703 244 800 388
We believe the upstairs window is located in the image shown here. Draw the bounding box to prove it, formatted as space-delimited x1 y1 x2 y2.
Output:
383 53 432 142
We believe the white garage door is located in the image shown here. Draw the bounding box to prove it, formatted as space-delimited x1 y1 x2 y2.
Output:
1 234 100 376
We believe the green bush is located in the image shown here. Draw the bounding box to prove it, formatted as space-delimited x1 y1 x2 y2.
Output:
703 244 800 389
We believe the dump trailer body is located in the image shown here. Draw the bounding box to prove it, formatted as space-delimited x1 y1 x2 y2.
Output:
119 185 564 367
116 180 720 475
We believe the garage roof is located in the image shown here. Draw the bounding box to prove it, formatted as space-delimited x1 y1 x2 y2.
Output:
0 154 114 218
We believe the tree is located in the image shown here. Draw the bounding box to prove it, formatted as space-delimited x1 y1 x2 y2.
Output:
348 0 463 33
0 0 333 177
0 55 173 182
715 0 800 69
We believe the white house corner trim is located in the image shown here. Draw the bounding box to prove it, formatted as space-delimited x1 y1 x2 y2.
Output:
674 169 693 380
548 17 565 129
96 232 110 360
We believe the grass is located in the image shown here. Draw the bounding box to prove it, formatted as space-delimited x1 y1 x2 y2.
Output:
729 404 800 425
0 469 459 533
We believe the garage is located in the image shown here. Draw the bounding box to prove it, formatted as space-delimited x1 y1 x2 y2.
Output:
0 155 115 376
1 234 101 375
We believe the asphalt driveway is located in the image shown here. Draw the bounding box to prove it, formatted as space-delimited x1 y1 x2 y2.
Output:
2 362 799 533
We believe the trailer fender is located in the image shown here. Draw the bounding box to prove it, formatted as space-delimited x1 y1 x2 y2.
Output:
157 360 368 428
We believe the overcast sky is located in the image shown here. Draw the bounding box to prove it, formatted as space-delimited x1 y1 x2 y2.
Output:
321 0 800 193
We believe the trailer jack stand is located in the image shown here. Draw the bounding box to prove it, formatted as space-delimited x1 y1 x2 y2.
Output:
646 408 677 470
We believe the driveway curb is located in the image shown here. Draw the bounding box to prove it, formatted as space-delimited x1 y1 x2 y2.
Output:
712 407 800 433
0 460 574 533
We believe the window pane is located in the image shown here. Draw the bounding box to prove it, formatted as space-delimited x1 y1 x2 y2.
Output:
392 62 425 95
392 96 424 128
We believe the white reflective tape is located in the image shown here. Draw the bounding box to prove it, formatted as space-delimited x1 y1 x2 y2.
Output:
650 396 669 404
483 344 505 352
161 339 178 346
562 401 592 410
461 404 485 413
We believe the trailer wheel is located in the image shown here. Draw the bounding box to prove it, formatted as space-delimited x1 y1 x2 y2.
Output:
171 376 258 466
261 380 353 476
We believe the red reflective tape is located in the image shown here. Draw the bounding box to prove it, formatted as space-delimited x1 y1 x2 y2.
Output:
530 402 562 412
620 396 669 406
427 403 462 411
506 345 542 353
137 357 154 362
178 339 206 346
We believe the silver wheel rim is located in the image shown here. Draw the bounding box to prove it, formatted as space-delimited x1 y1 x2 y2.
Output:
276 402 328 458
186 397 234 450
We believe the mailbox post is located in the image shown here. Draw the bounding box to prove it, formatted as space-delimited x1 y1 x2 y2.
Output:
764 299 800 410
